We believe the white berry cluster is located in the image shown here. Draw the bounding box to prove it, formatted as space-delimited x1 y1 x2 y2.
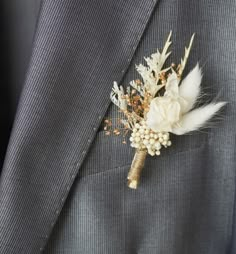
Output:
129 121 171 156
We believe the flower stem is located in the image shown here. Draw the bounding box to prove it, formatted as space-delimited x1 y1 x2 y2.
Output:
127 149 148 189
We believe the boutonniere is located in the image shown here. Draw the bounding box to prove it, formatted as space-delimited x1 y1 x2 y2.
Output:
105 31 226 189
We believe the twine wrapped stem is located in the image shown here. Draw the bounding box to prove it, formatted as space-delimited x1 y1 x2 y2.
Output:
127 149 148 189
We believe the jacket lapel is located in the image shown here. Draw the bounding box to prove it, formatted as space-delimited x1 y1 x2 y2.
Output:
0 0 159 252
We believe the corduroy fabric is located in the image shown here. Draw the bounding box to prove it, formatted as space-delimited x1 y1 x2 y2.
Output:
44 0 236 253
0 0 236 253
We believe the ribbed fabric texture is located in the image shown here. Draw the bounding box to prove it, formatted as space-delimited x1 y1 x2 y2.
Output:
0 0 159 253
44 0 236 254
0 0 236 253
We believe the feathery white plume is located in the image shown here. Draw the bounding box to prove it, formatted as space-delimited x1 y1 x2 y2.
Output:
178 63 202 113
172 102 227 135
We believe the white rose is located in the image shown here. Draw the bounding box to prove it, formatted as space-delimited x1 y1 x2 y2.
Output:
146 96 181 132
146 72 188 132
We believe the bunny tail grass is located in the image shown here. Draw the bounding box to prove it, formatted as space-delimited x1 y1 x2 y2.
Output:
179 63 202 113
172 101 227 135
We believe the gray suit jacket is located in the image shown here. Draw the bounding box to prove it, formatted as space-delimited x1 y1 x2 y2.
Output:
0 0 236 253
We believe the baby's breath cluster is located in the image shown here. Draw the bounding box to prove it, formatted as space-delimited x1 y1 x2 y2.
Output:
129 120 171 156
